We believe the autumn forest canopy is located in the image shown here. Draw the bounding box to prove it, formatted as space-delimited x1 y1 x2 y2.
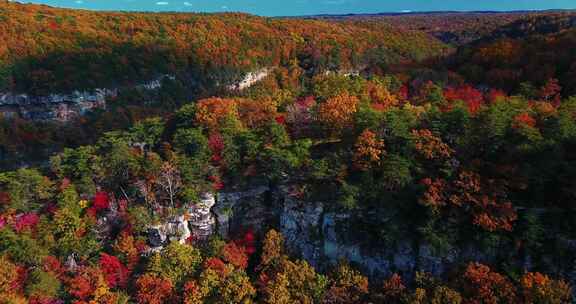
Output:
0 1 575 303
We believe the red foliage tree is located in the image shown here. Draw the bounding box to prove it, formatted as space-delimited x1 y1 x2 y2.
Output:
67 274 94 300
99 253 129 289
512 112 537 129
208 133 225 164
203 257 229 277
381 273 407 302
208 174 224 191
0 192 10 205
93 192 110 212
235 229 256 256
444 85 485 114
539 78 561 104
13 213 39 233
42 256 64 278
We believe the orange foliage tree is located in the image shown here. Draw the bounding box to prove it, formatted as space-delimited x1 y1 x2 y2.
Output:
323 262 369 304
259 229 285 268
411 129 454 160
237 98 278 129
221 242 249 270
0 255 18 298
420 171 518 232
135 274 174 304
113 231 140 272
66 267 111 302
353 129 385 171
367 82 399 111
195 98 240 131
317 93 359 136
520 272 573 304
463 263 517 304
512 112 537 129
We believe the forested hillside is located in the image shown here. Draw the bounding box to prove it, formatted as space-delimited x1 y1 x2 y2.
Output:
453 18 576 96
364 12 534 45
0 0 450 169
0 2 575 303
0 0 447 95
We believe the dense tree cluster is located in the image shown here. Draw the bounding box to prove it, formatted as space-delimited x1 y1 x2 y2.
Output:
0 69 574 302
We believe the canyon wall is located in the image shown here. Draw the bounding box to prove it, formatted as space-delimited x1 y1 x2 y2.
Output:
0 75 174 121
147 184 576 288
0 69 275 122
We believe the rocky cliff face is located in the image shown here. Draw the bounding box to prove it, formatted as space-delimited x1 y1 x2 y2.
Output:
0 75 175 122
146 193 216 253
227 68 271 91
0 68 273 122
0 90 111 121
144 183 576 291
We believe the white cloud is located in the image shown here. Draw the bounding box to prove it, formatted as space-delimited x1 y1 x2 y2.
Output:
156 1 169 5
183 1 192 6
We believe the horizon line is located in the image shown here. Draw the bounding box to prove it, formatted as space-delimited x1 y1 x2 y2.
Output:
8 1 576 17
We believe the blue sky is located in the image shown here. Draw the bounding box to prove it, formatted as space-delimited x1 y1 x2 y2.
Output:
16 0 576 16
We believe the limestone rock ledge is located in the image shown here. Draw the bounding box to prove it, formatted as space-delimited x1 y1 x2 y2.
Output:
144 184 576 292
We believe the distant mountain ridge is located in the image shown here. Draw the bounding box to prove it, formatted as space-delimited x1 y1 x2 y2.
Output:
480 13 576 41
297 9 576 19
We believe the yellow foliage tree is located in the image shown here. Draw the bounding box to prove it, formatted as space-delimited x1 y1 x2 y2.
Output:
0 255 18 297
195 98 240 131
367 82 399 111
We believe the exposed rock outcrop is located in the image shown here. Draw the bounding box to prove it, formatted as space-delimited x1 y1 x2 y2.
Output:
146 215 191 253
214 185 273 239
209 184 576 287
188 193 216 241
0 75 175 121
227 68 272 91
144 184 576 292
